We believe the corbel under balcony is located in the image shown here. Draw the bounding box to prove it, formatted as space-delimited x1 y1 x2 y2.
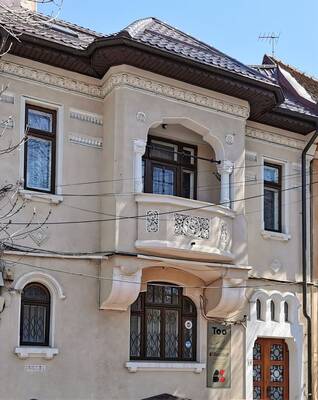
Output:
99 264 142 311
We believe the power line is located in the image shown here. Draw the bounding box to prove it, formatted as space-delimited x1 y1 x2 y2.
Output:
6 178 317 226
1 257 304 290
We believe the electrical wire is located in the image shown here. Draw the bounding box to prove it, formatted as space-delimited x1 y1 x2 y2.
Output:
6 178 318 226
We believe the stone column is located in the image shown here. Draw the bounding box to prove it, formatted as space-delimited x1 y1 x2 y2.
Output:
217 160 234 208
133 139 147 193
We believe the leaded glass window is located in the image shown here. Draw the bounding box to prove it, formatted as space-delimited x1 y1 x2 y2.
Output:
20 283 50 346
130 283 197 361
25 104 56 193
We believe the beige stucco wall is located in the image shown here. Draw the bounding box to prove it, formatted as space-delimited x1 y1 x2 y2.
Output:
0 53 311 399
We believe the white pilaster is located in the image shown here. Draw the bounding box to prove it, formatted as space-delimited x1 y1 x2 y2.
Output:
133 139 147 193
217 160 234 208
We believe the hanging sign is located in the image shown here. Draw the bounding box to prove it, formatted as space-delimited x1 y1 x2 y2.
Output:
207 323 231 388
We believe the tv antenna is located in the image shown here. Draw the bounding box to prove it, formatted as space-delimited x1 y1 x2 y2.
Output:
258 32 280 56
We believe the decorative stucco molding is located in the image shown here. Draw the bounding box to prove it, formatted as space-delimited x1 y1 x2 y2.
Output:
204 277 246 318
99 266 142 311
0 93 14 104
15 347 58 360
174 213 210 239
69 108 103 126
245 151 258 162
0 60 249 118
0 60 102 98
246 127 305 150
68 134 103 148
102 73 250 118
13 271 66 299
246 290 303 399
146 210 159 233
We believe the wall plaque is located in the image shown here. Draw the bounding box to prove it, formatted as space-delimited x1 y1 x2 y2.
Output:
207 323 231 388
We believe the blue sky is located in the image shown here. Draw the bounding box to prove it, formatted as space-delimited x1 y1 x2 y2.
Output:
43 0 318 77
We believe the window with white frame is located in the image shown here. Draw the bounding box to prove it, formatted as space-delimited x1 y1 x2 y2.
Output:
263 162 282 232
24 104 57 193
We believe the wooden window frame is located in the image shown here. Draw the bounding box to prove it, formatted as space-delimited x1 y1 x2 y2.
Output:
143 136 197 199
264 162 282 233
20 283 51 347
24 104 57 194
130 283 197 362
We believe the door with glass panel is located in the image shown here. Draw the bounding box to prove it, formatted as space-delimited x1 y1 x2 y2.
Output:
253 338 289 399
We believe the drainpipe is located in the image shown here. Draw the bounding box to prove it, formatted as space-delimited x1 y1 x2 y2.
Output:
302 128 318 400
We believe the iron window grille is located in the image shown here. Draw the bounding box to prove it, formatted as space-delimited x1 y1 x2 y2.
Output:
20 283 50 346
24 104 57 194
130 283 197 361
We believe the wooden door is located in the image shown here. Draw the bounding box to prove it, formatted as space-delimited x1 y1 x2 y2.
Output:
253 338 289 399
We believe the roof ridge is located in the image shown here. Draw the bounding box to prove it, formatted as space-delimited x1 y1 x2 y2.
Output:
127 17 275 85
269 54 318 83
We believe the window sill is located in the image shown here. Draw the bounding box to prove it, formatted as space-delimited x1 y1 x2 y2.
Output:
261 230 291 242
15 346 59 360
19 189 63 205
125 361 205 373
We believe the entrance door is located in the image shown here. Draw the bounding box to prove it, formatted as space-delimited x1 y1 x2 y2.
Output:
253 338 289 400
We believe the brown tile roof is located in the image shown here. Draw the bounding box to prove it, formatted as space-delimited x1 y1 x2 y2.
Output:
0 8 274 86
263 54 318 102
0 5 103 50
121 18 274 85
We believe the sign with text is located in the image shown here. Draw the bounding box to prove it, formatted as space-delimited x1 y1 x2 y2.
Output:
207 323 231 388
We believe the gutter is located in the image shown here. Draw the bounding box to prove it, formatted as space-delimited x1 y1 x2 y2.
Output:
302 128 318 400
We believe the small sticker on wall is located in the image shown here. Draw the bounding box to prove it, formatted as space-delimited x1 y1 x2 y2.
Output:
185 320 193 329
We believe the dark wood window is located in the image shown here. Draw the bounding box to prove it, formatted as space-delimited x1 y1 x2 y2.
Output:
264 162 282 232
24 104 57 193
20 283 50 346
143 136 197 199
256 299 262 320
130 283 197 361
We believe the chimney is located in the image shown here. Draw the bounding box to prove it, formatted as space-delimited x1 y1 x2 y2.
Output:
1 0 37 11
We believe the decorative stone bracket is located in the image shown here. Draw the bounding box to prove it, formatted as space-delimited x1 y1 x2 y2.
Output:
99 265 142 311
204 277 246 318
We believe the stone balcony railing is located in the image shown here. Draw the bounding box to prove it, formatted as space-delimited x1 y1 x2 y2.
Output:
135 193 236 262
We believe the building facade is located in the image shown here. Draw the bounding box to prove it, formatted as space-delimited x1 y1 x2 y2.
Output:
0 3 317 400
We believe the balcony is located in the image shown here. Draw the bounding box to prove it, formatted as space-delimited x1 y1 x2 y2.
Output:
135 193 235 262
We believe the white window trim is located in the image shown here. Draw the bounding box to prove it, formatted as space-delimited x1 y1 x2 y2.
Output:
14 347 58 360
125 361 205 373
12 271 65 360
19 96 64 197
260 156 290 238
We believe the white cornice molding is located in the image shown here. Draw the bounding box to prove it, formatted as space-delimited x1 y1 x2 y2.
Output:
0 60 249 118
246 127 305 150
69 108 103 126
102 73 250 118
0 60 102 98
68 134 103 148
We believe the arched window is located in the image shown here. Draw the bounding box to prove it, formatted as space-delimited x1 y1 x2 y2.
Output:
130 283 197 361
270 300 275 321
284 301 289 322
20 283 50 346
256 299 262 320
